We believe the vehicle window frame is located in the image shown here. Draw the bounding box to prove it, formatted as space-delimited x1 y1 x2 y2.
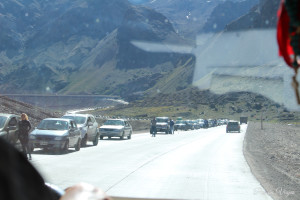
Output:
90 116 95 123
8 117 18 126
70 121 77 129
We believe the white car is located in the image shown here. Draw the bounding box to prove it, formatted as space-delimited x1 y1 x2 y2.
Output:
99 119 132 140
62 114 99 146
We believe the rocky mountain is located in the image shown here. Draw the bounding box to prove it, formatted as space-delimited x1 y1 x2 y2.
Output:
143 0 258 38
225 0 280 31
0 0 286 107
202 0 259 32
0 0 194 97
143 0 220 38
92 87 298 122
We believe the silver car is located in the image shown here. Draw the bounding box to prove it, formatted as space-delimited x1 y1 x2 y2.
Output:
0 113 20 145
62 114 99 146
29 118 81 152
99 119 132 140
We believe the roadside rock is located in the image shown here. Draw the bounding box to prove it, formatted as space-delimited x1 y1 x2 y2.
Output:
0 95 61 127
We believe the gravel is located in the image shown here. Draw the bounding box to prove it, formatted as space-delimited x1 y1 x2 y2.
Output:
244 122 300 200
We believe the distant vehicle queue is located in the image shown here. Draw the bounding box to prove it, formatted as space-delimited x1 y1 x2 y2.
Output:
0 112 242 157
150 117 232 135
174 118 229 131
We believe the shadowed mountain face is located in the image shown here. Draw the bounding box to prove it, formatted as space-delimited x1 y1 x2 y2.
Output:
0 0 194 97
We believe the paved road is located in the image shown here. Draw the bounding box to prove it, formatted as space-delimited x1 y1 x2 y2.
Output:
31 125 272 200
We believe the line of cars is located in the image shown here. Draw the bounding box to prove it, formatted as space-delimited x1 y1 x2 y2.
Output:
0 113 133 154
1 112 242 153
151 117 230 133
174 118 242 133
30 115 133 153
174 118 228 131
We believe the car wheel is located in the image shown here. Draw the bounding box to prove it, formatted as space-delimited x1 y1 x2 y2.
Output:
120 132 125 140
81 134 87 147
93 133 99 146
75 138 81 151
62 140 69 153
100 135 104 140
127 131 132 139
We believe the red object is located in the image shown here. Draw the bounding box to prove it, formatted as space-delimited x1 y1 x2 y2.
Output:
277 0 294 68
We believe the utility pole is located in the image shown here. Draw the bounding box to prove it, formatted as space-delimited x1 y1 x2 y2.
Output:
261 112 263 130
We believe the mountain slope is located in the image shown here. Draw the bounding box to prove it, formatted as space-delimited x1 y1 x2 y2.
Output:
0 95 60 126
202 0 259 32
144 0 258 38
0 0 194 97
225 0 280 31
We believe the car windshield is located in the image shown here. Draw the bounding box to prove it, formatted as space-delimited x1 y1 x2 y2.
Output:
103 120 124 126
37 120 68 130
62 116 86 125
1 0 299 199
0 116 7 129
156 118 168 123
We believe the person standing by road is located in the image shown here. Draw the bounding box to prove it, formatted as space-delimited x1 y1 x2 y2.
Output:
170 118 175 134
150 117 157 137
19 113 32 160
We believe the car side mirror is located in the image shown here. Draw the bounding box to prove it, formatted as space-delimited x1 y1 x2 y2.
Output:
87 122 93 126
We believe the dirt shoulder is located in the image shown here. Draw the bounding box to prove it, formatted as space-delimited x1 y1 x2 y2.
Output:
244 122 300 200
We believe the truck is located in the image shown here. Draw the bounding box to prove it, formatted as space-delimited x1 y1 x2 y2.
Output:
240 117 248 124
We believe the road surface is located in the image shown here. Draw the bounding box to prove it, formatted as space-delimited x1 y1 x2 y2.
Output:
31 125 272 200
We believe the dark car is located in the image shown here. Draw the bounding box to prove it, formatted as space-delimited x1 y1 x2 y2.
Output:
226 121 241 133
174 120 187 131
185 120 195 130
30 118 81 152
0 113 20 144
240 117 248 124
203 119 209 128
192 120 201 129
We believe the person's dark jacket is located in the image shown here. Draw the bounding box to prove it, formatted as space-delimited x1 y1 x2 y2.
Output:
170 120 174 127
18 120 31 142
